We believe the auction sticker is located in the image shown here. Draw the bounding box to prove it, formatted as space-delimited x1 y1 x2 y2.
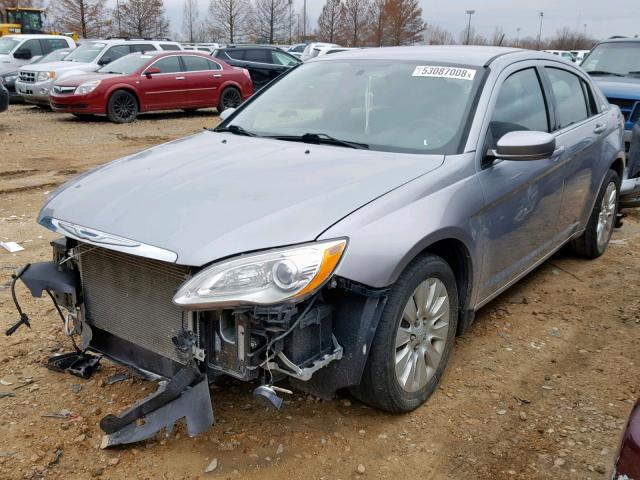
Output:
412 66 477 81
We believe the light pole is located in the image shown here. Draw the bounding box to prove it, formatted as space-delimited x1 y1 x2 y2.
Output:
303 0 307 41
537 11 544 49
516 27 520 47
465 10 475 45
584 23 587 37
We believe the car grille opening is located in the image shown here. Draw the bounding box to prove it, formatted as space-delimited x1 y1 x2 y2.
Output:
18 71 36 83
77 244 191 364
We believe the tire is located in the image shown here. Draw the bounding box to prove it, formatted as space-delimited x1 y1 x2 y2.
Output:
570 169 620 258
352 254 458 413
106 90 138 123
218 87 242 113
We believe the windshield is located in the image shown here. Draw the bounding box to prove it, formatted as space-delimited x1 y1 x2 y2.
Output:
35 49 71 64
97 54 152 74
63 42 106 63
582 42 640 76
0 38 19 55
223 60 483 154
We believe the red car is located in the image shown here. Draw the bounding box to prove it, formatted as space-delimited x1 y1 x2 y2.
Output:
50 51 253 123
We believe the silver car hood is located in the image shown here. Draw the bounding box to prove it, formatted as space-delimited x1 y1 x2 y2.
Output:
21 60 93 73
39 132 444 266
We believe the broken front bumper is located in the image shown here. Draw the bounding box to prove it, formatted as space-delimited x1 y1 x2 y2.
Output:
12 237 388 447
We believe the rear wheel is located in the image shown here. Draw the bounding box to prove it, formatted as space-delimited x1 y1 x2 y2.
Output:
570 169 620 258
218 87 242 113
107 90 138 123
352 254 458 413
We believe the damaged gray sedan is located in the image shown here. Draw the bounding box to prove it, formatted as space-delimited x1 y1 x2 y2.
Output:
10 46 625 447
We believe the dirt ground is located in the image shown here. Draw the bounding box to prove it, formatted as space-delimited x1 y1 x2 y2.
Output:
0 104 639 480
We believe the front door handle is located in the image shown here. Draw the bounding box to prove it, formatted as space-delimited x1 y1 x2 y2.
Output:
213 74 222 78
176 76 186 80
593 124 607 134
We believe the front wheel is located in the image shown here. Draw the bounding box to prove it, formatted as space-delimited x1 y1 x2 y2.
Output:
107 90 138 123
570 169 620 258
352 254 458 413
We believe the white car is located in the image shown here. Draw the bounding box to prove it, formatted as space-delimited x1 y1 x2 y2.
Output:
0 34 75 77
15 39 182 106
542 50 576 62
312 46 358 58
300 42 341 61
570 50 590 64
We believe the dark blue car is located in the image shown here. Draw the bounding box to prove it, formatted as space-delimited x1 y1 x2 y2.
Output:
583 38 640 205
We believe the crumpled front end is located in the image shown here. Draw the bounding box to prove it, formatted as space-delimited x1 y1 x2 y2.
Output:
14 236 386 447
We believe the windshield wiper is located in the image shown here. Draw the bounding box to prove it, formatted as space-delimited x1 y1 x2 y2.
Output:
214 124 259 137
627 71 640 76
269 132 369 149
585 70 624 77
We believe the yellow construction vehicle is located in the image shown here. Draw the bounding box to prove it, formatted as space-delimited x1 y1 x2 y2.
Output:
0 8 79 41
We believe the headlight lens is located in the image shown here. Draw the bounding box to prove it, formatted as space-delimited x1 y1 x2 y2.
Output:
173 239 347 309
36 71 55 82
75 80 100 95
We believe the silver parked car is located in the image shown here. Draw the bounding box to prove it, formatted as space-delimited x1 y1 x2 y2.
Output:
13 46 625 446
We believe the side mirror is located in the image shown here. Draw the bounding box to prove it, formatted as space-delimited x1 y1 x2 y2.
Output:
219 108 236 121
14 48 32 60
490 131 556 161
144 66 161 77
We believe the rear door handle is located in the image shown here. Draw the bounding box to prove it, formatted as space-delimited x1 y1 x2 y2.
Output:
593 124 607 134
176 76 186 80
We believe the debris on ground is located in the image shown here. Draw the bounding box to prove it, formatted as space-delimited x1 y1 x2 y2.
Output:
105 373 129 385
0 241 24 253
204 458 218 473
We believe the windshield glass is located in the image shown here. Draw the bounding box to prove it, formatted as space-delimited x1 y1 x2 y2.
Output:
582 42 640 76
0 38 19 55
35 49 71 64
97 54 152 74
223 60 483 154
63 42 106 63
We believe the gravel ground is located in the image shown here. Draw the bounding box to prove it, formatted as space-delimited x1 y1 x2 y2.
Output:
0 105 639 480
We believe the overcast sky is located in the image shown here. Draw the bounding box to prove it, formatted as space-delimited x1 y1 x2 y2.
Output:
155 0 640 41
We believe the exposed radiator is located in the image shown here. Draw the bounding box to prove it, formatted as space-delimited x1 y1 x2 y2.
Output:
77 244 191 363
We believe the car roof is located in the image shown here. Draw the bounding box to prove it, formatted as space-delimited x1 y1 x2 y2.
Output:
310 45 523 67
3 34 71 40
596 37 640 44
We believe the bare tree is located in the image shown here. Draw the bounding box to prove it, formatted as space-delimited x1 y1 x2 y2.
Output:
252 0 288 44
382 0 425 46
208 0 251 43
548 27 595 50
490 26 505 46
49 0 109 38
366 0 384 46
0 0 44 8
116 0 170 38
424 24 455 45
182 0 200 42
458 26 487 45
339 0 368 47
316 0 341 43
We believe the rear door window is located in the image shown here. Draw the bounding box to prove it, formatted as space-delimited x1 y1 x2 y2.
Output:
545 67 589 129
43 38 69 52
245 49 271 63
153 56 182 73
487 68 550 149
224 49 245 60
272 50 298 66
160 43 181 51
130 44 156 53
182 55 214 71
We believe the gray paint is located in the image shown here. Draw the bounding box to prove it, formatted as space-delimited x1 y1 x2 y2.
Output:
39 46 624 313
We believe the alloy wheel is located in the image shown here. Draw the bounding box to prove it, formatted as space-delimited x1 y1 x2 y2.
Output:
596 181 617 251
113 94 136 121
221 89 242 110
395 278 451 393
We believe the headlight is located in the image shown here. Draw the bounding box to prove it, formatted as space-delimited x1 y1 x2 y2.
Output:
173 239 347 309
36 71 55 82
75 80 100 95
